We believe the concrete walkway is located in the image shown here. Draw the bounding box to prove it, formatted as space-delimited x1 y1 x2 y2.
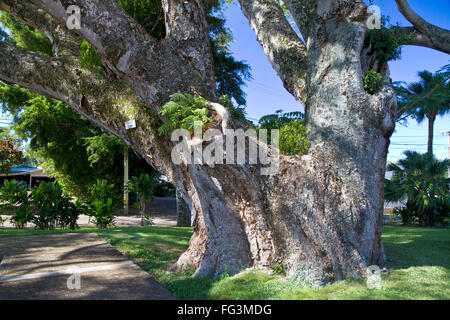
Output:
0 233 174 299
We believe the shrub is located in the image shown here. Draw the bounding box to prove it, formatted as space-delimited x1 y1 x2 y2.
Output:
0 179 32 228
30 182 80 230
88 179 121 228
393 202 416 225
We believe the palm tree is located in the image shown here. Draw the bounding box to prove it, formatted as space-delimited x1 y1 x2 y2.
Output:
385 151 449 226
395 69 450 155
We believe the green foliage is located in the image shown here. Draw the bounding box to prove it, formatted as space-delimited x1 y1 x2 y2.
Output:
127 173 156 225
117 0 166 39
258 110 309 155
395 69 449 125
367 17 413 63
0 179 31 228
385 151 449 226
87 179 121 228
127 173 156 205
272 264 285 276
79 39 103 75
0 87 153 200
143 214 154 226
0 180 81 230
158 93 212 135
279 119 309 156
392 202 416 225
0 12 52 56
363 69 384 94
30 182 80 230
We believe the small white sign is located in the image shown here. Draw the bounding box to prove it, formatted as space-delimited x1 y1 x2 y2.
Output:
125 120 136 130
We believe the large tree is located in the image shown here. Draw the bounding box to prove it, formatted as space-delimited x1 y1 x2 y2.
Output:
0 0 448 285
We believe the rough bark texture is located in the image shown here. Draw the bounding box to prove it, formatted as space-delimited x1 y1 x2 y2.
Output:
0 0 448 285
176 190 192 227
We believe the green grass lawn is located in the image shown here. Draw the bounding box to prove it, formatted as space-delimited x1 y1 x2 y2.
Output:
0 225 448 299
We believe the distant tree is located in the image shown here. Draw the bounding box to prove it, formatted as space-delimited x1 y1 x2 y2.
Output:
0 137 22 173
395 69 450 155
127 173 157 226
385 151 449 226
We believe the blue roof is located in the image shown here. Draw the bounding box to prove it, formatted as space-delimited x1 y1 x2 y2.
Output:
10 163 39 173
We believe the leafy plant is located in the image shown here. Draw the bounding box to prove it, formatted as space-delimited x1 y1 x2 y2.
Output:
385 151 449 226
394 69 449 153
127 173 156 226
0 179 32 228
158 93 212 136
366 17 414 63
87 179 121 228
363 69 384 94
143 214 154 226
30 182 80 230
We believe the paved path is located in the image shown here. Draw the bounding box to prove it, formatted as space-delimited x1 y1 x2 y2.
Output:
0 233 174 299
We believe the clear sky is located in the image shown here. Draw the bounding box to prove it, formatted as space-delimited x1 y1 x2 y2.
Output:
223 0 450 162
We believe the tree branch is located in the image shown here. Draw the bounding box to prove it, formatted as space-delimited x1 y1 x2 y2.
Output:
0 41 179 178
0 41 76 105
28 0 218 107
161 0 217 100
237 0 308 102
395 0 450 54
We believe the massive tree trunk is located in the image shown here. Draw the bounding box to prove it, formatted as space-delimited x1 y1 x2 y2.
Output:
0 0 448 285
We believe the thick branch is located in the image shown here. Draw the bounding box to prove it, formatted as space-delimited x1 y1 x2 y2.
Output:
161 0 217 98
237 0 308 102
395 0 450 54
29 0 218 108
0 41 76 104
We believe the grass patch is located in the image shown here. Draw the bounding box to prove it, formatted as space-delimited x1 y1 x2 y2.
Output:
0 225 448 299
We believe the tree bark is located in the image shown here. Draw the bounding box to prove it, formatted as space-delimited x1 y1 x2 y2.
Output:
0 0 448 285
176 189 191 227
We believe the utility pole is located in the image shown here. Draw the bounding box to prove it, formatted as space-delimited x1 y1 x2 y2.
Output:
441 130 450 177
124 146 129 215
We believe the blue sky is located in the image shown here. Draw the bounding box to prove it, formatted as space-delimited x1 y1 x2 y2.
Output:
223 0 450 162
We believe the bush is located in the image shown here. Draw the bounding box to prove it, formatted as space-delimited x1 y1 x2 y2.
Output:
31 182 80 230
393 202 416 225
0 179 32 228
88 179 121 228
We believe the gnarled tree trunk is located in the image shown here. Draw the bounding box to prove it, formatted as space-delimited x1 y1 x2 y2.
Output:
0 0 448 285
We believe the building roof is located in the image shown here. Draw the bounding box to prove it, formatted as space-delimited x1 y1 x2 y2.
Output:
10 163 39 173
